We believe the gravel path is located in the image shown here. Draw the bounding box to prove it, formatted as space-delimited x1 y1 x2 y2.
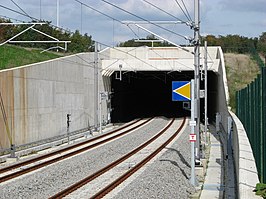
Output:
0 117 169 199
113 121 196 199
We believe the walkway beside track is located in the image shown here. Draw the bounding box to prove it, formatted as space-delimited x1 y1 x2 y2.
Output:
200 126 226 199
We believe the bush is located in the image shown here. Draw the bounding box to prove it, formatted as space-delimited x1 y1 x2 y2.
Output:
254 183 266 198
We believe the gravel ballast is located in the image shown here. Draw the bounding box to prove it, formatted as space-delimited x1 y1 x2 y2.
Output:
0 117 170 199
113 120 196 199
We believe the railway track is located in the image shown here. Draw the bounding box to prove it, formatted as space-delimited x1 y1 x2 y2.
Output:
0 118 153 183
49 117 186 199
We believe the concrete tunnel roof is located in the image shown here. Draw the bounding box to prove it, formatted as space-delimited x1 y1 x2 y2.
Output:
100 46 221 76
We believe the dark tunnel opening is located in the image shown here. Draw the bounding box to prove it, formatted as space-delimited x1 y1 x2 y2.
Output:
110 71 218 123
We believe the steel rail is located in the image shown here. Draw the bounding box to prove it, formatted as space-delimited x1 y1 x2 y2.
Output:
0 118 152 183
49 117 185 199
0 119 143 174
92 117 186 198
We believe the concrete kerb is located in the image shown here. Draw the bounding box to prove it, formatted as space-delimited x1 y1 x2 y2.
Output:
198 125 224 199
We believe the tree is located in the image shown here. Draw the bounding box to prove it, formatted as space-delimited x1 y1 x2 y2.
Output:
0 18 93 53
118 34 174 47
68 30 93 53
202 34 257 54
258 32 266 56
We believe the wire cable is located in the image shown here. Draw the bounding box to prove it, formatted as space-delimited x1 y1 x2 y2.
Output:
0 4 73 34
101 0 188 40
73 0 121 24
10 0 34 21
1 1 189 44
1 2 194 72
180 0 192 22
0 4 32 20
141 0 187 23
73 0 190 48
127 24 140 39
174 0 191 22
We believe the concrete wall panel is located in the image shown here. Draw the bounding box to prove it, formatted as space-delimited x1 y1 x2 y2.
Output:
0 53 107 149
0 71 14 149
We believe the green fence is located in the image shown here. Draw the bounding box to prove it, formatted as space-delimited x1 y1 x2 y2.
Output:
236 67 266 183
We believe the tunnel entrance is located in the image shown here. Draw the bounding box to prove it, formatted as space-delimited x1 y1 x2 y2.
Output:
110 71 218 123
110 71 192 122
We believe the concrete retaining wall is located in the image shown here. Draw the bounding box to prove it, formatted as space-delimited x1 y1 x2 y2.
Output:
216 47 230 128
216 47 260 198
0 53 108 150
230 111 260 199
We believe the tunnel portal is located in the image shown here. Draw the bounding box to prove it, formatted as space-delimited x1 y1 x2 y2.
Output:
110 71 218 123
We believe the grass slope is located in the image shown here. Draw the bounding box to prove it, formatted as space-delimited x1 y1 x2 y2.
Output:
224 53 260 112
0 45 61 70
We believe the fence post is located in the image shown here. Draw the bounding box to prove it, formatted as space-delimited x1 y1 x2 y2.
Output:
259 70 265 182
262 68 266 183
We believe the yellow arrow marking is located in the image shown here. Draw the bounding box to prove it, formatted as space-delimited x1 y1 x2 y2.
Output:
174 82 190 100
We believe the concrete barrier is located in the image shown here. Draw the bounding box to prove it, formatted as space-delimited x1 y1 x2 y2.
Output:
230 111 261 199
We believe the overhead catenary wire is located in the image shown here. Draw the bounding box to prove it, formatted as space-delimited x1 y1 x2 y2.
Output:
1 0 192 43
100 0 189 41
174 0 191 22
0 5 33 22
180 0 192 22
73 0 121 24
0 4 72 34
0 1 195 72
73 0 188 43
141 0 187 24
1 1 189 44
10 0 34 21
73 0 189 51
71 0 194 71
127 24 140 39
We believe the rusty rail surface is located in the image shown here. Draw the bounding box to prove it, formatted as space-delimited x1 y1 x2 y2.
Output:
49 117 185 199
0 118 152 183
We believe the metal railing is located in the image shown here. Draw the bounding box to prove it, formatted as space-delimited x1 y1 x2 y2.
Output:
236 67 266 183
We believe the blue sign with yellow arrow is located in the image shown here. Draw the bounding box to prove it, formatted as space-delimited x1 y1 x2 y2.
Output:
172 81 191 101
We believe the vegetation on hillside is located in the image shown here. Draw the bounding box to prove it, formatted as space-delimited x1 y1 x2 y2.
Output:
224 53 259 111
202 34 265 111
0 17 94 69
0 45 61 70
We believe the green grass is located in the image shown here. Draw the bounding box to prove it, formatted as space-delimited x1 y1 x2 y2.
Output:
0 45 62 70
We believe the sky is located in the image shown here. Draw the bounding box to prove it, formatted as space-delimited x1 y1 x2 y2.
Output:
0 0 266 47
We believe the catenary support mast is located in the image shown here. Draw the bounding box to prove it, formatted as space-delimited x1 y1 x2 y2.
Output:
194 0 200 160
